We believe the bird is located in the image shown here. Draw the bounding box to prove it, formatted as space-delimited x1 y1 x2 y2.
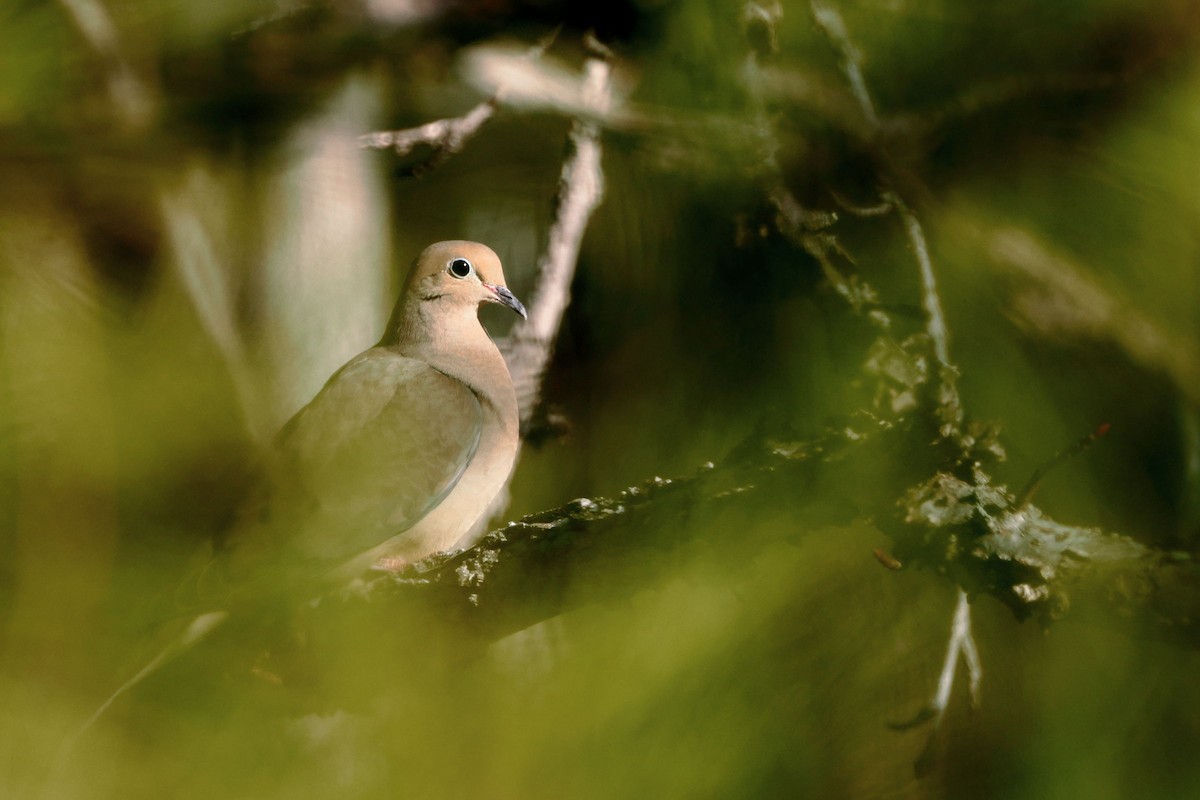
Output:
68 240 526 742
218 239 527 592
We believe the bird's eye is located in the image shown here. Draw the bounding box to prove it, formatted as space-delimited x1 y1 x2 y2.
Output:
448 258 473 279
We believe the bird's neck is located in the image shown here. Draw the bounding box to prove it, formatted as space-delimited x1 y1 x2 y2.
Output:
385 299 518 428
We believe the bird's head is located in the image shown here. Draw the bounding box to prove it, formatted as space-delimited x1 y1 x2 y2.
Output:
407 240 527 320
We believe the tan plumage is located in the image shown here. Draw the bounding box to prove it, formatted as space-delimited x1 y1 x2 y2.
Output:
227 240 525 586
70 242 525 741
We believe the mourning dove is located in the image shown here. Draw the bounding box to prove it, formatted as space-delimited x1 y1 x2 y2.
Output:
69 241 525 741
223 239 526 589
276 238 525 571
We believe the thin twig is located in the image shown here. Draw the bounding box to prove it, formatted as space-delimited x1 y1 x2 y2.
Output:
809 0 879 129
888 589 981 776
808 1 960 405
359 99 497 157
1015 423 1112 508
830 190 893 218
54 611 228 772
160 189 267 444
501 46 610 428
359 28 560 175
741 2 885 317
808 2 979 764
889 191 952 367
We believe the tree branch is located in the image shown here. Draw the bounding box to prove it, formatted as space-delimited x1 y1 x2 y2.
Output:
500 43 610 431
347 403 1200 650
57 0 155 129
359 29 560 177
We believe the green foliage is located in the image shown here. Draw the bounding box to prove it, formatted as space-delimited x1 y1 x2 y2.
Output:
1 1 1199 797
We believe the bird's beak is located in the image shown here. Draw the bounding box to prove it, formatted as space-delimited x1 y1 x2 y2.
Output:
483 283 527 320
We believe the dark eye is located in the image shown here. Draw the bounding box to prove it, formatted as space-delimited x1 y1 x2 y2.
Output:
448 258 473 278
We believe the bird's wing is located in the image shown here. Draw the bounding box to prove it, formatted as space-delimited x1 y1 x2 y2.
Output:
271 348 482 564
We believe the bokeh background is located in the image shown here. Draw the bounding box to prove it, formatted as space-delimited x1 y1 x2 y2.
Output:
2 0 1199 797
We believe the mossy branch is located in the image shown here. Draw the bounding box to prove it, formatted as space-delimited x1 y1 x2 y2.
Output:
351 389 1200 649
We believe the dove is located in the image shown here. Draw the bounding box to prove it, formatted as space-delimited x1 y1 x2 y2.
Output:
67 241 525 744
222 239 526 588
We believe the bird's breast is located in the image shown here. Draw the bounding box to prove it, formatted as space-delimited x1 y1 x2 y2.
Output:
383 392 518 561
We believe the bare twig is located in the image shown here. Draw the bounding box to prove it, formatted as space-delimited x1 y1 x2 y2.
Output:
359 29 560 175
501 45 611 428
358 99 499 172
55 611 227 763
160 186 268 443
830 190 893 218
807 1 979 763
974 221 1200 407
1015 423 1112 508
232 1 318 37
740 2 884 317
809 0 879 129
888 589 981 775
889 192 952 368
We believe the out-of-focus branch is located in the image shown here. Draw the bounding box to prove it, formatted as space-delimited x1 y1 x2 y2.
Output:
500 40 611 430
972 220 1200 407
888 588 981 777
57 0 155 129
804 1 977 755
359 29 560 176
161 183 267 443
353 411 1200 650
358 99 499 173
806 2 963 434
916 72 1121 133
740 3 882 318
809 0 879 129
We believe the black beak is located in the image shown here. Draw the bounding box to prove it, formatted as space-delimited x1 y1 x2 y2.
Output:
485 284 527 320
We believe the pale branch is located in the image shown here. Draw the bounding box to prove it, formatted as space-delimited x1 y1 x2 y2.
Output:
358 99 498 169
889 589 981 778
160 188 269 445
889 192 952 368
830 190 893 218
57 0 155 129
231 0 319 37
887 191 966 443
809 0 879 128
740 2 880 318
807 0 976 747
972 219 1200 408
500 48 611 430
359 28 560 176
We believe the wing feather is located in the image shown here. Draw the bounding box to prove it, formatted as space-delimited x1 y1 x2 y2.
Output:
272 348 482 563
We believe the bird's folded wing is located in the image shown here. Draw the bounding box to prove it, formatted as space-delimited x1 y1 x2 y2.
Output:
272 348 482 564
